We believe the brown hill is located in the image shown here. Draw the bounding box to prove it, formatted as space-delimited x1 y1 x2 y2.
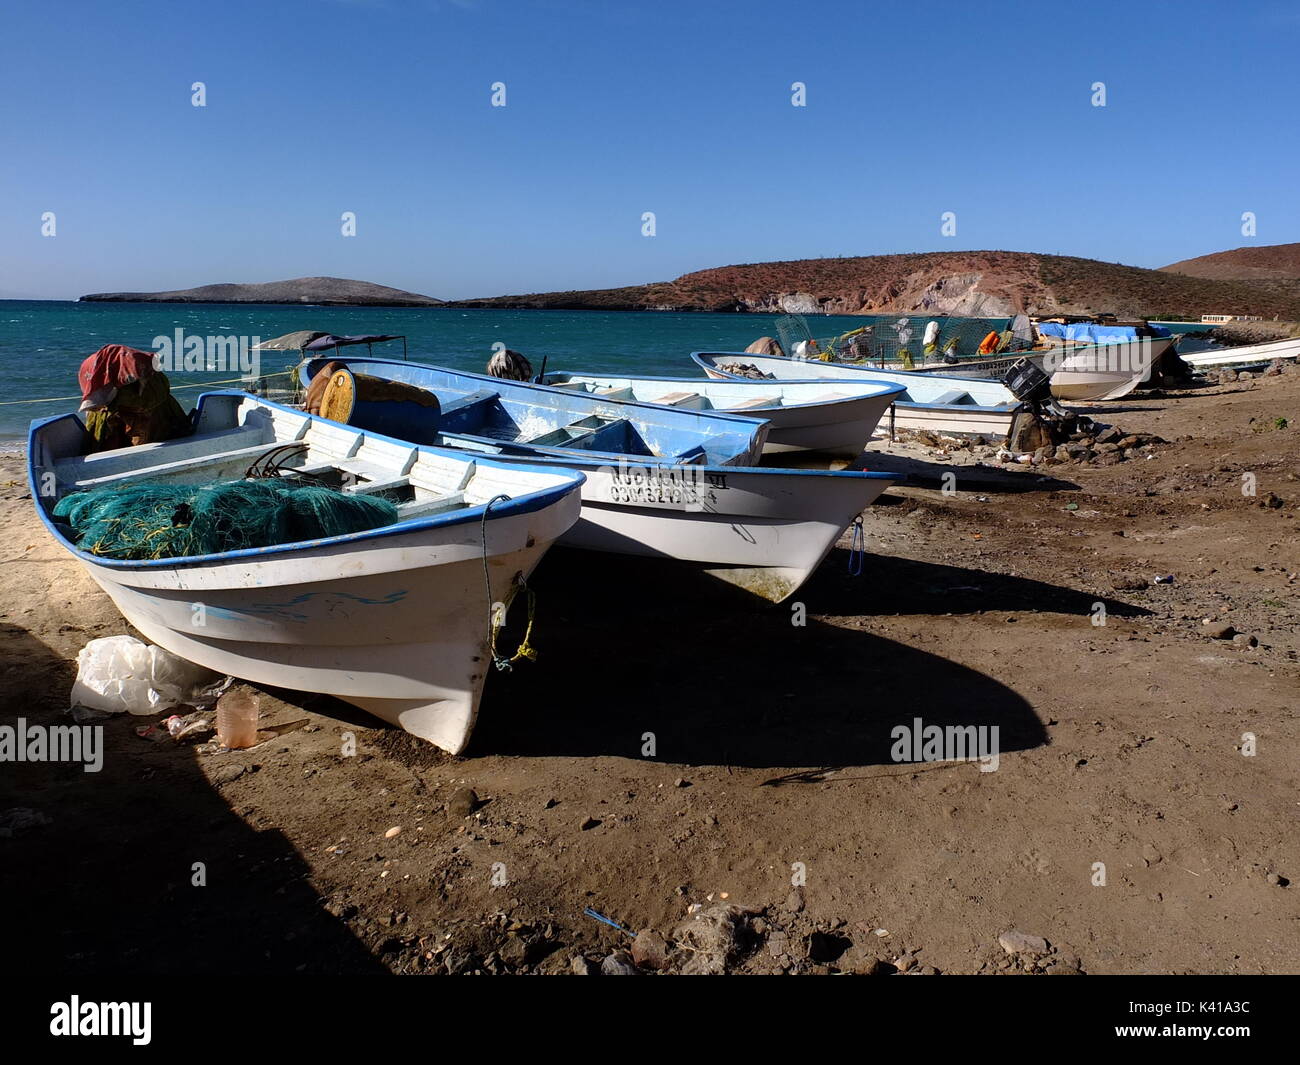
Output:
80 276 442 306
452 251 1300 319
1161 242 1300 281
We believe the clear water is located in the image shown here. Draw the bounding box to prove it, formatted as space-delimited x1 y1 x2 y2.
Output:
0 300 947 446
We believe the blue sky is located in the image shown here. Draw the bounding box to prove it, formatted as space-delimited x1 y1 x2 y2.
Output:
2 0 1298 300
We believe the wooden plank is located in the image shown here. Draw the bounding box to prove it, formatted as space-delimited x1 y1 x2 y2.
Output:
728 392 774 408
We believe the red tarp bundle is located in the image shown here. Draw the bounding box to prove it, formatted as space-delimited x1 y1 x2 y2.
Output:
77 344 157 410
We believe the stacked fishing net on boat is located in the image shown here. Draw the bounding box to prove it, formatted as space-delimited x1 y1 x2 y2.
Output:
52 480 400 560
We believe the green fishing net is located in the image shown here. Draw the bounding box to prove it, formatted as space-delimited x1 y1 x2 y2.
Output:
52 479 401 560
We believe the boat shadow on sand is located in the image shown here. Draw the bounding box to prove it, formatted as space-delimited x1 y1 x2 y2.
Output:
0 623 386 975
857 453 1080 493
474 548 1150 769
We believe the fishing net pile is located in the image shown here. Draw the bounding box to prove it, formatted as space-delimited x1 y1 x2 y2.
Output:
774 313 1030 368
53 480 400 560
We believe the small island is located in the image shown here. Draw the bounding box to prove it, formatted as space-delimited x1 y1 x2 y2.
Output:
80 275 443 307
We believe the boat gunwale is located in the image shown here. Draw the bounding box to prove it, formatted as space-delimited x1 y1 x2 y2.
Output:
431 440 899 481
689 353 1022 413
27 391 586 572
301 356 778 433
538 370 908 413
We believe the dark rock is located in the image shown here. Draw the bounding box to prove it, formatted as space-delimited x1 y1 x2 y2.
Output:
499 935 531 967
323 898 357 920
1204 622 1235 640
631 929 671 970
446 787 479 818
600 950 638 975
807 931 852 964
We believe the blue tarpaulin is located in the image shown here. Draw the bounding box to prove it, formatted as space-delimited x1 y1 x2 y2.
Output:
1037 322 1169 344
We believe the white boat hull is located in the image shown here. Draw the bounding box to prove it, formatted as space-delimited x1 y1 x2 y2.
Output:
692 352 1021 442
78 504 574 754
738 394 894 457
561 464 895 603
1178 334 1300 370
30 394 584 754
697 366 1016 440
542 371 903 460
1044 337 1175 402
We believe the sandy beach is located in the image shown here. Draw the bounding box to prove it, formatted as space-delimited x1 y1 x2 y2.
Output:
2 369 1297 976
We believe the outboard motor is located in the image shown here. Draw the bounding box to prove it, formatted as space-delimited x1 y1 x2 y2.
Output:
1003 356 1086 448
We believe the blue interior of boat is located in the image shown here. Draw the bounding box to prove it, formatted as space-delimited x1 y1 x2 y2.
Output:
303 357 764 465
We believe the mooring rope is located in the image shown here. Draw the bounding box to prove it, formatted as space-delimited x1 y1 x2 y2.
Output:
480 494 539 671
847 515 866 576
0 368 299 406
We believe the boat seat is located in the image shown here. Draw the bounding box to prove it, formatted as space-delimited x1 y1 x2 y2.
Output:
346 474 468 518
296 457 393 488
524 416 634 452
592 386 636 401
392 492 467 519
727 395 778 410
931 389 974 405
59 440 288 492
438 389 502 420
656 391 705 408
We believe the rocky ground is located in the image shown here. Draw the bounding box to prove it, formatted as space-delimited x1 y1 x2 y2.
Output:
1 367 1297 975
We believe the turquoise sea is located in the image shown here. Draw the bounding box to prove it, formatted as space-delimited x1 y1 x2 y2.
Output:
0 301 956 446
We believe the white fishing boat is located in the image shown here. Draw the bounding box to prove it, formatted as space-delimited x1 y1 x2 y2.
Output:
689 352 1024 440
1177 333 1300 371
301 357 898 602
540 370 905 459
1037 336 1177 402
29 391 585 754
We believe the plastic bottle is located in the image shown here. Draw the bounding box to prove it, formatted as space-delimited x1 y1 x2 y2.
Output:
216 688 260 749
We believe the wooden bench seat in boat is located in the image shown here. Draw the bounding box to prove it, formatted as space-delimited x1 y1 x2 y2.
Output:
726 395 779 410
53 422 299 492
930 389 974 405
523 416 636 453
654 391 707 408
438 389 503 424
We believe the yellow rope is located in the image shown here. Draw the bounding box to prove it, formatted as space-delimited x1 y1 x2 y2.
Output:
490 574 539 669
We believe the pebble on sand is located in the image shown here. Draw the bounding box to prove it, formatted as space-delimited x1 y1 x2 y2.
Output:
384 826 401 838
998 929 1049 956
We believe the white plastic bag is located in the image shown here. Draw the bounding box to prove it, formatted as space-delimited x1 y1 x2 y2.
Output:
70 635 231 715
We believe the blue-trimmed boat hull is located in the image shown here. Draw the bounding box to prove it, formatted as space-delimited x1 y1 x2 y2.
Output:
28 391 585 753
301 358 898 601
